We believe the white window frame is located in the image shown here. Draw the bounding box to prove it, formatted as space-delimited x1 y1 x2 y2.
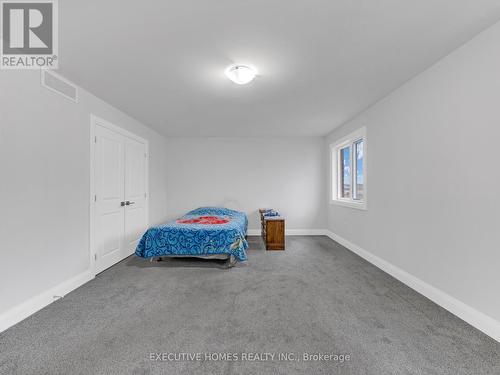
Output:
330 127 367 210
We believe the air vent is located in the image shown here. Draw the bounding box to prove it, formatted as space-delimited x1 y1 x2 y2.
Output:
41 70 78 103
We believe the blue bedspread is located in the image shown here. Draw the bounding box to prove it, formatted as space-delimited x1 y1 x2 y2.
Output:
135 207 249 261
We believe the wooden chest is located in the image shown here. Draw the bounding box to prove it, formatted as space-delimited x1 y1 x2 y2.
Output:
259 209 285 251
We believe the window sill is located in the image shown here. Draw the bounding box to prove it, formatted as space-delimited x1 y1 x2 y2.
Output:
330 199 367 211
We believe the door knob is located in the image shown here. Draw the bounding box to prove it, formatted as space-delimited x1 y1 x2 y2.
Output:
126 201 135 206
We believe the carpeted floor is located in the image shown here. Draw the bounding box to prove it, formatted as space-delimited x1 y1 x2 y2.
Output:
1 236 499 375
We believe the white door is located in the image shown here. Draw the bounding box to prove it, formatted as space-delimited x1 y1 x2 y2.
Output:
124 137 147 254
93 119 148 274
94 124 126 274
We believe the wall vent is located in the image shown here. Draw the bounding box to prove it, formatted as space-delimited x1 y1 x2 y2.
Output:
41 70 78 103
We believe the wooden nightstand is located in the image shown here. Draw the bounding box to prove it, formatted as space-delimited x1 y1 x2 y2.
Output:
259 209 285 251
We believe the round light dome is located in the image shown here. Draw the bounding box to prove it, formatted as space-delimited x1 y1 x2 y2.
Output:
225 64 257 85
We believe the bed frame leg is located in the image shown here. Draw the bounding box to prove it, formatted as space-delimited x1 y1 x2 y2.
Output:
157 257 163 262
226 255 237 269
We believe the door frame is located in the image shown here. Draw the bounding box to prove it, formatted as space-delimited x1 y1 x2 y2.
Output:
89 114 149 277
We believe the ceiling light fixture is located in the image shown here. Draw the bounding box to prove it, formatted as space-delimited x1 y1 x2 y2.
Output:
225 64 257 85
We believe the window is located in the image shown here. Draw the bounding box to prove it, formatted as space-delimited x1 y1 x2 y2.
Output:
339 146 351 199
353 139 364 201
330 127 366 209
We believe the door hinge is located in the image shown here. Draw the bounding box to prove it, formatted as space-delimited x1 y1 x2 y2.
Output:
94 253 98 261
94 136 97 143
144 193 147 198
94 195 97 202
144 153 147 158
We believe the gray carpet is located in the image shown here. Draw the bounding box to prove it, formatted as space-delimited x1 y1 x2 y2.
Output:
1 236 499 375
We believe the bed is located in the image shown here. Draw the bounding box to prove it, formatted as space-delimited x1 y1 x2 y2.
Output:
135 207 249 266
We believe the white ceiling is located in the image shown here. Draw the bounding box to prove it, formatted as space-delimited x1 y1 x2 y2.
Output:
59 1 500 137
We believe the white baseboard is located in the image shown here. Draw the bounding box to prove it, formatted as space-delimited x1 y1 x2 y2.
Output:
325 230 500 343
247 229 327 236
0 270 94 333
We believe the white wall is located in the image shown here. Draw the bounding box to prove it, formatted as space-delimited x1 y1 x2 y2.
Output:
325 22 500 325
0 70 168 317
165 137 326 231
